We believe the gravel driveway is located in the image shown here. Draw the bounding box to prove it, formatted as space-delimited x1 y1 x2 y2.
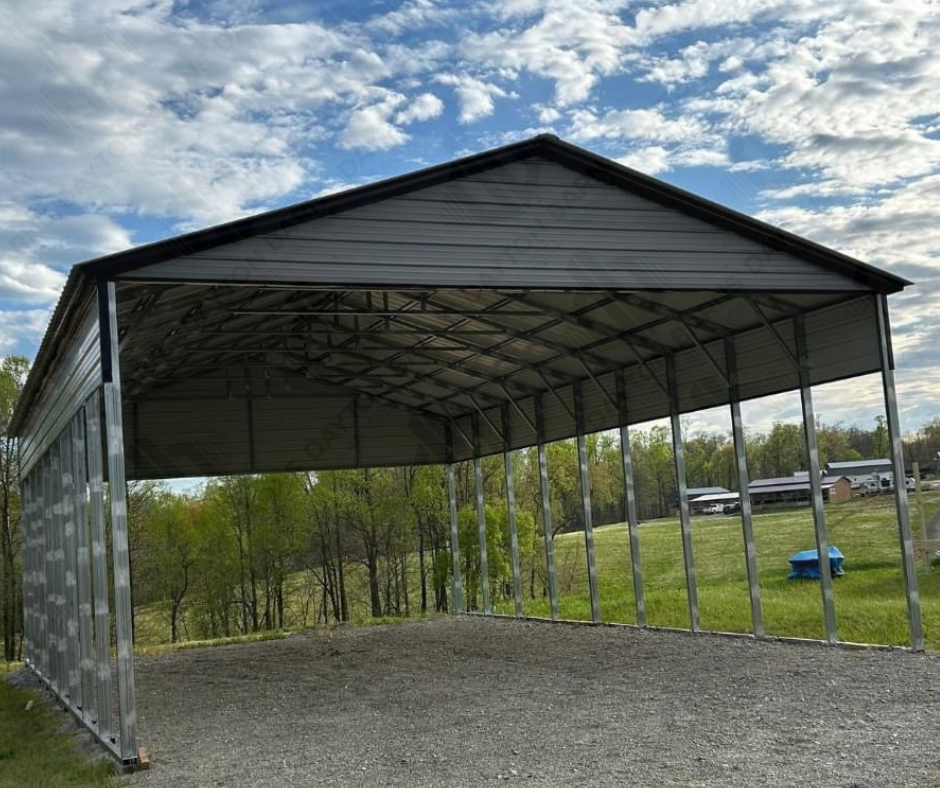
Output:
132 618 940 787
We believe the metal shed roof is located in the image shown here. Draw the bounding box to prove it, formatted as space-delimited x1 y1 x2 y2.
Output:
828 459 892 471
11 134 911 480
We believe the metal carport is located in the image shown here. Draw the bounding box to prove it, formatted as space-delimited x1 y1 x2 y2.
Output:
8 134 921 768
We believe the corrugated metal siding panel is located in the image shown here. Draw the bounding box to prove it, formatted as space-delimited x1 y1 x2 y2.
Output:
127 393 446 479
124 159 867 292
806 296 879 385
580 374 620 434
450 297 880 461
19 304 101 477
125 297 882 476
128 399 253 479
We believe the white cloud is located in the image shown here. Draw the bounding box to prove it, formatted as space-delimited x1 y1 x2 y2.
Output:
340 103 411 150
0 309 53 353
0 209 130 305
461 0 635 106
366 0 461 35
570 107 708 144
339 90 441 150
395 92 445 124
684 3 940 188
0 1 405 225
535 104 561 123
434 74 510 123
617 145 672 174
0 261 66 305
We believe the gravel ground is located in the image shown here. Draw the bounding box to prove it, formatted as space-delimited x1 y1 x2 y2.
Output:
128 618 940 788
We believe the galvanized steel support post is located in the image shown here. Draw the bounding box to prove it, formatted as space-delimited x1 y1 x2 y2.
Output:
72 412 97 722
445 424 464 614
876 295 924 651
61 422 82 708
39 455 50 679
725 340 763 637
20 476 31 667
471 413 491 615
666 356 700 632
100 281 139 764
85 391 114 743
501 406 523 618
794 315 838 645
615 370 646 627
574 383 601 623
50 441 66 691
534 395 559 620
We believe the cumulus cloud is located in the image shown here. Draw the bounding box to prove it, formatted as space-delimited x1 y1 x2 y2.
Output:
0 209 130 306
461 0 635 105
340 91 444 149
570 107 708 143
340 100 411 150
0 309 53 353
434 74 511 123
617 146 672 174
395 92 445 124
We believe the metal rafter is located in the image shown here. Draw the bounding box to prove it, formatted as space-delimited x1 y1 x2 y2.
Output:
605 290 735 338
505 292 675 356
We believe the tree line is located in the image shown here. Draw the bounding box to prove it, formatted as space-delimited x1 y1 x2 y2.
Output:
2 354 939 654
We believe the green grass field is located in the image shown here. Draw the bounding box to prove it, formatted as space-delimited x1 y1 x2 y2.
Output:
498 491 940 648
133 491 940 652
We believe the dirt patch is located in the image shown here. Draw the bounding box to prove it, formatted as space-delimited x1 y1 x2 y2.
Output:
131 618 940 787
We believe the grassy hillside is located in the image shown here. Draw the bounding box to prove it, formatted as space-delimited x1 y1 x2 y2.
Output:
134 491 940 651
502 491 940 648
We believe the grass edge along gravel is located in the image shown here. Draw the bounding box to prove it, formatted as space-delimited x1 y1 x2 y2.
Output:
0 678 121 788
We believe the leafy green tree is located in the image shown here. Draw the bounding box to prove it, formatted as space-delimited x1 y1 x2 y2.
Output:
0 356 28 660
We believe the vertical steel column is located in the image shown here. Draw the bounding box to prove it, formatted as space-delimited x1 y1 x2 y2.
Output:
666 356 700 632
26 476 36 667
20 476 32 666
794 315 838 644
471 413 491 615
875 295 924 651
100 280 138 763
725 340 763 637
501 406 523 618
38 453 51 679
50 438 66 692
615 370 646 627
534 395 559 620
574 383 601 623
72 412 97 721
61 421 82 708
85 392 113 743
445 424 464 614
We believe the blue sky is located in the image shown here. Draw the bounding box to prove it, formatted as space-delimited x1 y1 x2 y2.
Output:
1 0 939 436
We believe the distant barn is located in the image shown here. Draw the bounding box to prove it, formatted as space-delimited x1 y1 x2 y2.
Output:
826 459 894 491
750 475 852 508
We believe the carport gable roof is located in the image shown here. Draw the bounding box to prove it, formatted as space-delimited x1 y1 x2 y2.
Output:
10 135 910 474
73 133 908 289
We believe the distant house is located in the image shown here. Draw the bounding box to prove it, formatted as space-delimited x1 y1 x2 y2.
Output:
825 459 894 492
749 474 852 508
668 486 731 511
688 490 740 514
